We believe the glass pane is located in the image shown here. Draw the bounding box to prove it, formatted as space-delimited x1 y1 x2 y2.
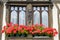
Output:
23 7 26 11
37 7 40 10
34 10 40 24
33 7 36 10
19 11 26 25
11 7 14 10
41 7 44 10
45 7 48 11
42 11 48 27
11 11 17 24
19 7 22 10
15 7 18 10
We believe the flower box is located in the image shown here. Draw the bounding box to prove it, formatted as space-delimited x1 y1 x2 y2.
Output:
1 23 58 40
5 36 53 40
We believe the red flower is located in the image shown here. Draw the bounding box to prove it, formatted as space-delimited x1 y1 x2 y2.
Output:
5 26 14 34
14 24 18 27
29 31 32 33
37 29 41 33
21 30 24 33
3 26 7 30
32 32 34 35
33 29 41 34
29 27 33 31
6 29 11 34
35 24 39 27
47 31 52 34
7 23 10 27
20 25 24 28
1 23 58 37
1 30 4 33
7 22 12 27
18 27 22 31
13 29 17 34
40 24 43 26
25 27 29 31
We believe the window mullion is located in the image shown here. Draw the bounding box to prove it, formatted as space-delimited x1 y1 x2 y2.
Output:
17 7 19 25
40 7 42 24
9 7 11 23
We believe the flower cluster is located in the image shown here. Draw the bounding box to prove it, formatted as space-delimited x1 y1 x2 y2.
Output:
1 23 58 37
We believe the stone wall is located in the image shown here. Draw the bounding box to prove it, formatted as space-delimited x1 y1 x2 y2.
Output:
1 0 60 2
0 4 3 40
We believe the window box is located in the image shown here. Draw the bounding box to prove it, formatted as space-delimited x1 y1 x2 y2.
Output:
1 23 58 39
5 36 53 40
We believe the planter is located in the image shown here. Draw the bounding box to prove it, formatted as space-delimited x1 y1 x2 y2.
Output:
21 34 28 37
1 23 57 40
5 36 53 40
32 33 53 37
6 33 28 37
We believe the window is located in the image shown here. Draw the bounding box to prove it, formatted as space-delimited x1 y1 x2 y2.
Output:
10 6 26 25
33 7 40 24
10 6 49 26
41 7 48 26
10 7 18 24
33 7 48 26
19 7 26 25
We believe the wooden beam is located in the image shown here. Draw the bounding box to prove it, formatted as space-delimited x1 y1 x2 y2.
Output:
6 1 52 6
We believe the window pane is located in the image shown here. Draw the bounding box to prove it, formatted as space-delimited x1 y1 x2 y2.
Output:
45 7 48 11
33 7 36 10
19 11 26 25
34 10 40 24
11 7 14 10
41 7 44 10
42 11 48 26
37 7 40 10
19 7 22 10
23 7 26 11
15 7 18 10
11 11 17 24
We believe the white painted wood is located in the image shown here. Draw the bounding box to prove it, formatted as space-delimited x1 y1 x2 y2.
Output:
52 3 59 40
1 3 6 40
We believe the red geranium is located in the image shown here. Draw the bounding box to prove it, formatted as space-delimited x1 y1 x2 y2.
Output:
1 30 4 33
1 23 58 37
